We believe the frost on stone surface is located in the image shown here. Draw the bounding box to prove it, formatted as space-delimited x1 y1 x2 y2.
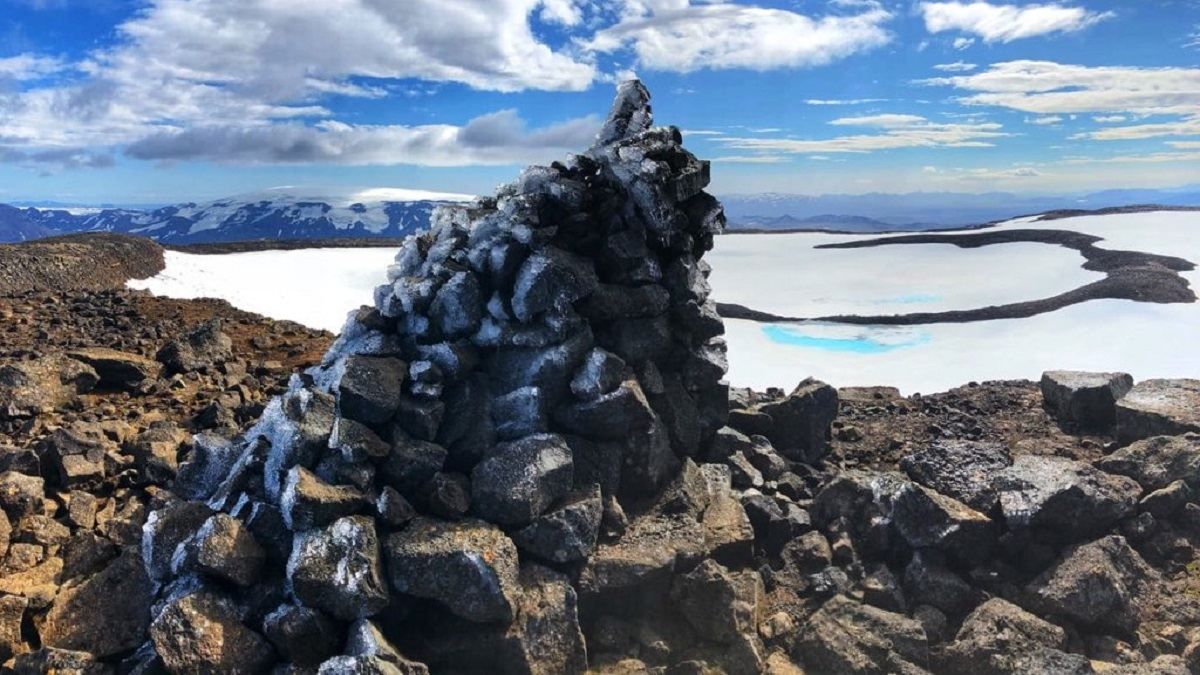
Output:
138 80 731 672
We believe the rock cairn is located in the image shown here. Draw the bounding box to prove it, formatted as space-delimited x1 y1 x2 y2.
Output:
136 81 738 673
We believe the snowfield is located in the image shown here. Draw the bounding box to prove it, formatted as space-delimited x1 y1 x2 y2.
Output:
709 234 1102 316
129 248 396 332
128 210 1200 394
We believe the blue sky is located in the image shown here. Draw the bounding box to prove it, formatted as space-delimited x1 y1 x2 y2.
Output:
0 0 1198 205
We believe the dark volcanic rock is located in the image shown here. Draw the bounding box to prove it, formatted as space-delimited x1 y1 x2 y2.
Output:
901 439 1012 512
263 603 343 668
380 434 447 498
288 516 389 621
890 483 995 564
1097 433 1200 491
12 648 108 675
66 347 160 391
794 595 929 675
511 247 599 322
1040 370 1133 432
470 433 573 527
336 356 407 426
141 500 214 581
754 378 838 463
993 454 1139 540
1027 534 1158 633
281 466 368 531
940 598 1086 675
131 80 735 673
384 518 519 623
39 548 153 658
156 319 233 374
176 513 266 586
1116 379 1200 444
150 591 274 673
512 486 603 564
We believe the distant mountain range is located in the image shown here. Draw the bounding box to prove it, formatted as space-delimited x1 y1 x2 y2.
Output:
722 186 1200 230
730 214 940 233
0 187 475 244
3 185 1198 244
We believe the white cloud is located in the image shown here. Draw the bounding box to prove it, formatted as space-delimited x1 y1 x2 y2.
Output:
829 114 928 127
1072 116 1200 141
0 146 114 171
1092 115 1127 123
1062 151 1200 165
712 155 788 164
124 110 601 166
923 61 1200 116
714 113 1007 154
933 61 977 72
0 53 66 81
1168 141 1200 149
0 0 606 168
953 37 976 50
920 1 1113 43
805 98 888 105
538 0 585 25
587 2 893 72
958 166 1042 179
1027 115 1063 126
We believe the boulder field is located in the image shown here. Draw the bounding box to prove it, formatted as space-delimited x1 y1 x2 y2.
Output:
1 82 1200 674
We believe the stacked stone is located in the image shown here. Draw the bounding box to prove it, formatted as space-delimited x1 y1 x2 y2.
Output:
135 81 733 673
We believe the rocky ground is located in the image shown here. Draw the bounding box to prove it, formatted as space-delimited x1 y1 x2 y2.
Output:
3 292 1200 673
7 290 1200 672
0 287 331 670
0 234 165 295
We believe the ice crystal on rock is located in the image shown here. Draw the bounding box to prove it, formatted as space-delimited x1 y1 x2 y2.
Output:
139 80 734 672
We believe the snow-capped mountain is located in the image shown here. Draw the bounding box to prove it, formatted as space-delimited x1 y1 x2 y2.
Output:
0 187 476 244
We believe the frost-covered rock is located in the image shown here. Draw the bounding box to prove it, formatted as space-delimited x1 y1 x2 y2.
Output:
137 80 731 672
470 434 573 526
384 518 519 623
288 516 390 621
993 455 1139 540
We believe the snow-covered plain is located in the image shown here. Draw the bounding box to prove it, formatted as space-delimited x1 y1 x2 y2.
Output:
710 234 1102 316
127 211 1200 394
719 210 1200 393
129 248 396 332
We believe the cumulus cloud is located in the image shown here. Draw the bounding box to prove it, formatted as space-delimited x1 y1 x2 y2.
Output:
805 98 888 105
538 0 585 25
713 113 1008 154
1027 115 1063 125
125 111 601 166
0 0 913 169
922 60 1200 116
711 155 788 164
587 2 893 72
1072 116 1200 141
0 0 609 168
933 61 977 72
920 1 1114 43
0 53 66 81
0 146 114 170
1062 151 1200 165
